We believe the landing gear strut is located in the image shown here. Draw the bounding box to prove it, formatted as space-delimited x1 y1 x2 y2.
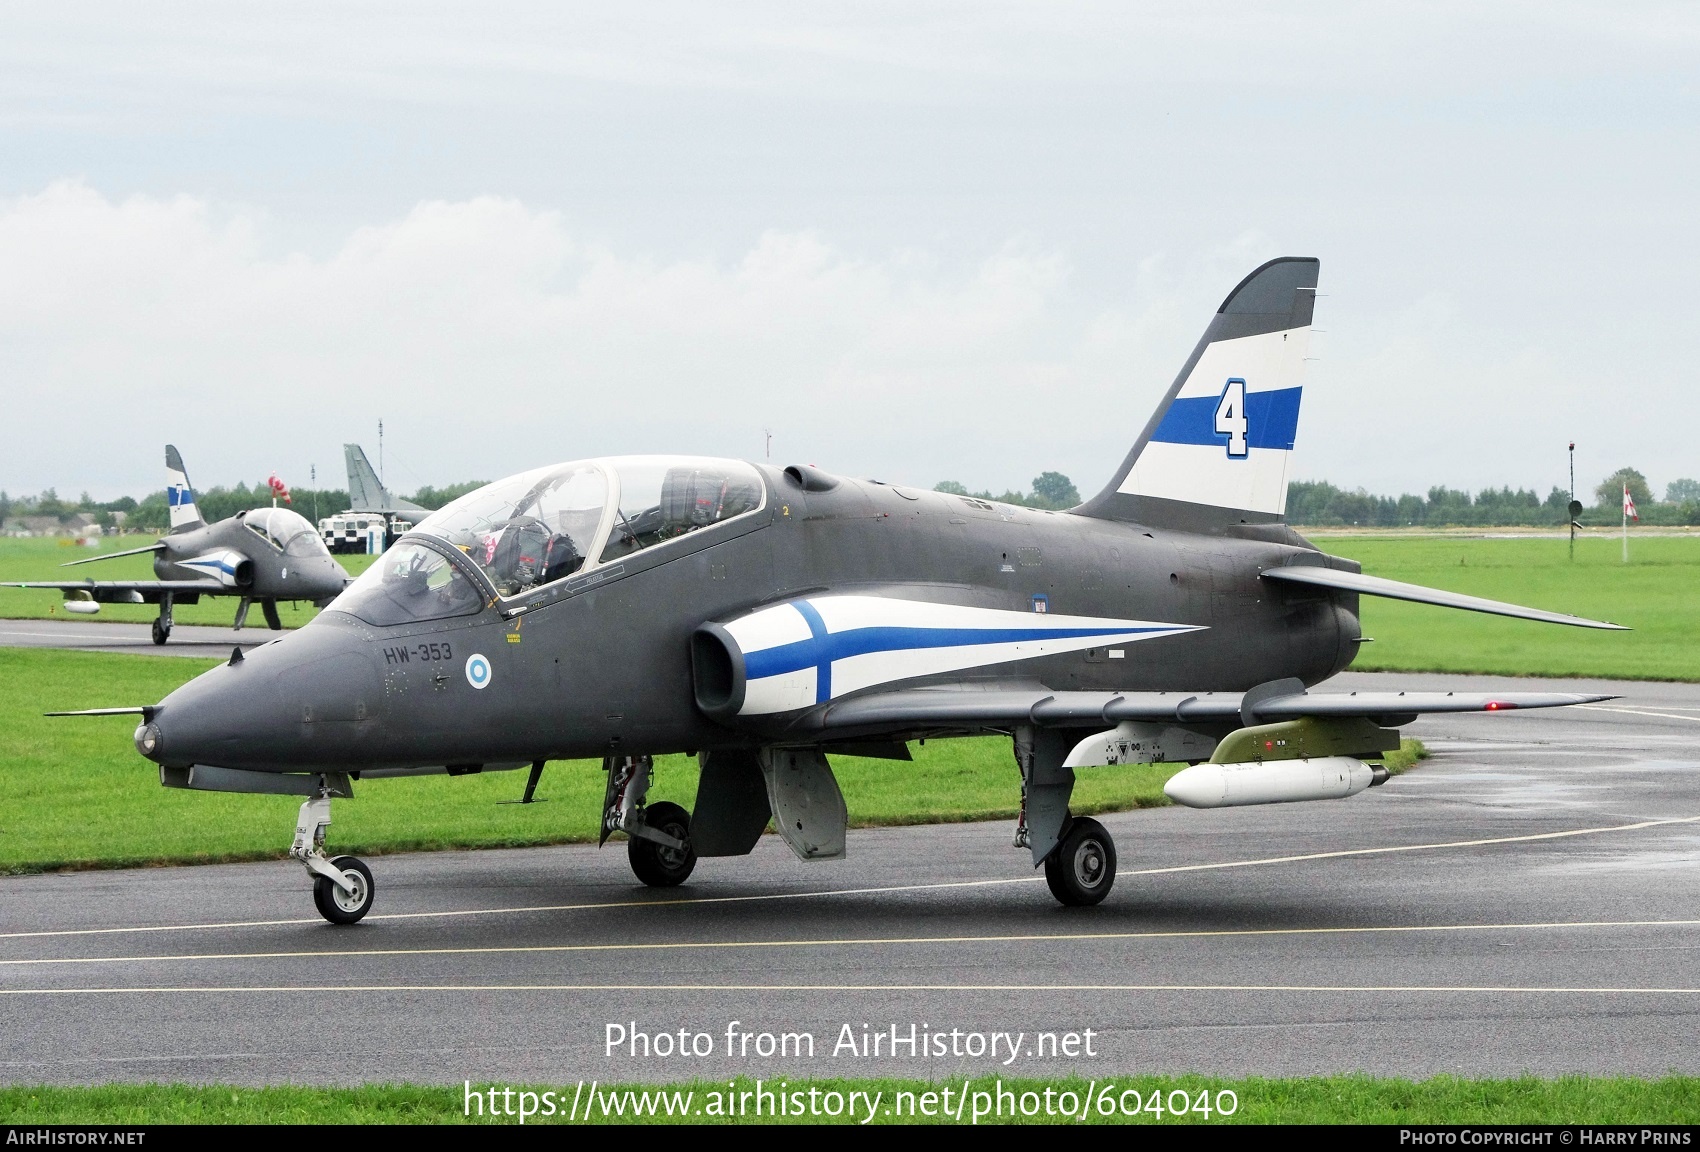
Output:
150 593 174 646
291 792 374 924
601 754 697 887
1014 726 1119 907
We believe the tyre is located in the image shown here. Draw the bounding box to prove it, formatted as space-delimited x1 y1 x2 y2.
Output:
628 801 697 887
1044 817 1117 906
312 855 375 924
150 619 169 646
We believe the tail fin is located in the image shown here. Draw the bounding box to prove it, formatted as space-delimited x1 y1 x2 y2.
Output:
344 443 425 513
1077 257 1318 531
164 445 205 533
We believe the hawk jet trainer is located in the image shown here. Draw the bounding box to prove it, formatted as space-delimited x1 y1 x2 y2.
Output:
59 258 1625 924
10 446 351 643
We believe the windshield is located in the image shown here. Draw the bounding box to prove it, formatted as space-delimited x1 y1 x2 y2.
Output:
414 462 610 597
329 542 485 626
243 507 326 557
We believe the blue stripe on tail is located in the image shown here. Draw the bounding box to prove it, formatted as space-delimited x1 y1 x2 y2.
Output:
1149 385 1302 451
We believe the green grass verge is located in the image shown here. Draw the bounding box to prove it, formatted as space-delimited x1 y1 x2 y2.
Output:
2 1075 1695 1124
1317 533 1700 681
0 536 372 627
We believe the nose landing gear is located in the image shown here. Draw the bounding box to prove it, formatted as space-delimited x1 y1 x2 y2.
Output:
291 794 375 924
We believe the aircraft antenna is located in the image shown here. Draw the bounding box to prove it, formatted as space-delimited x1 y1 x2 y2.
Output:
765 428 772 459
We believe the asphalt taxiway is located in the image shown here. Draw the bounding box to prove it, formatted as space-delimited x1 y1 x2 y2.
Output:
2 671 1699 1085
0 617 272 658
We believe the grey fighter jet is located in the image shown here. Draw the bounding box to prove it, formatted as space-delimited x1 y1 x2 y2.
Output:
10 446 351 643
69 259 1625 924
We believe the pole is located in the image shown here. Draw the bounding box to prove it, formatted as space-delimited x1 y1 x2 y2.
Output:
1568 442 1576 562
378 420 385 488
1623 485 1629 564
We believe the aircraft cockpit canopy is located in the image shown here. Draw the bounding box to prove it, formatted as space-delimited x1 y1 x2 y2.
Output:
410 456 766 599
241 507 327 557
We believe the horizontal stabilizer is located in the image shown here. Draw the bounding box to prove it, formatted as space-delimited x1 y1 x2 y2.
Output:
1260 565 1627 630
762 684 1617 737
59 543 166 567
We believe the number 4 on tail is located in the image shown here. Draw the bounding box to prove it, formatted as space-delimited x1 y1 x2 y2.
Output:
1214 378 1249 457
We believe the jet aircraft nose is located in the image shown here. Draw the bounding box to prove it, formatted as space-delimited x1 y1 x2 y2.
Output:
144 621 385 772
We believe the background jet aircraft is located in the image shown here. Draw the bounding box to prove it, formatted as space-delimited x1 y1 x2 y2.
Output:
319 443 427 554
10 445 351 644
344 441 424 519
69 259 1624 924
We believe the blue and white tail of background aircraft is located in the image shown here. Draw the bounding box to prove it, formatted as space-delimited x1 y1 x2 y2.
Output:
165 444 205 533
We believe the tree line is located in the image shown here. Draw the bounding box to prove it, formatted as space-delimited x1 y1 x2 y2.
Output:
4 465 1691 534
0 479 488 533
1287 467 1696 527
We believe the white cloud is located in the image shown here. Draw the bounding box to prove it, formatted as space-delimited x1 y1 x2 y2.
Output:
0 178 1684 505
0 181 1235 499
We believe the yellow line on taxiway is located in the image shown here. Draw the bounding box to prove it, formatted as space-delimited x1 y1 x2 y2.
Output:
4 814 1696 944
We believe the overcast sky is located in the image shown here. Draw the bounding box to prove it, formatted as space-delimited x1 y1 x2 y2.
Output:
2 2 1696 504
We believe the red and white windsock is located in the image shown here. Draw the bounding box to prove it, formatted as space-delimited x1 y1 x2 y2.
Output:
267 474 293 504
1623 484 1639 522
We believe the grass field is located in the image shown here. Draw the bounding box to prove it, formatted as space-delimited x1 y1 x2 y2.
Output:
2 647 1270 873
0 536 374 627
3 1075 1693 1124
1317 533 1700 681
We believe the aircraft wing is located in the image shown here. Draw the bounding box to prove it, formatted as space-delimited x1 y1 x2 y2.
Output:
1260 564 1627 630
2 579 226 603
768 683 1615 738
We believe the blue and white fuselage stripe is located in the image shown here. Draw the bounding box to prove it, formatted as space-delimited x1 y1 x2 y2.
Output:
723 595 1202 716
179 551 245 587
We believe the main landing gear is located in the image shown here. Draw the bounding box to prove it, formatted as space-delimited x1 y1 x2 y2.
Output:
292 793 375 924
1014 726 1119 907
150 593 174 646
602 754 697 887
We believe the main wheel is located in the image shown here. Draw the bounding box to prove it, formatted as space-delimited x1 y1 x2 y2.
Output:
150 619 169 646
312 855 375 924
1044 817 1117 906
628 801 697 887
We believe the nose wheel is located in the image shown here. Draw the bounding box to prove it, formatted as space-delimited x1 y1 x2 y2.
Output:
312 856 375 924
